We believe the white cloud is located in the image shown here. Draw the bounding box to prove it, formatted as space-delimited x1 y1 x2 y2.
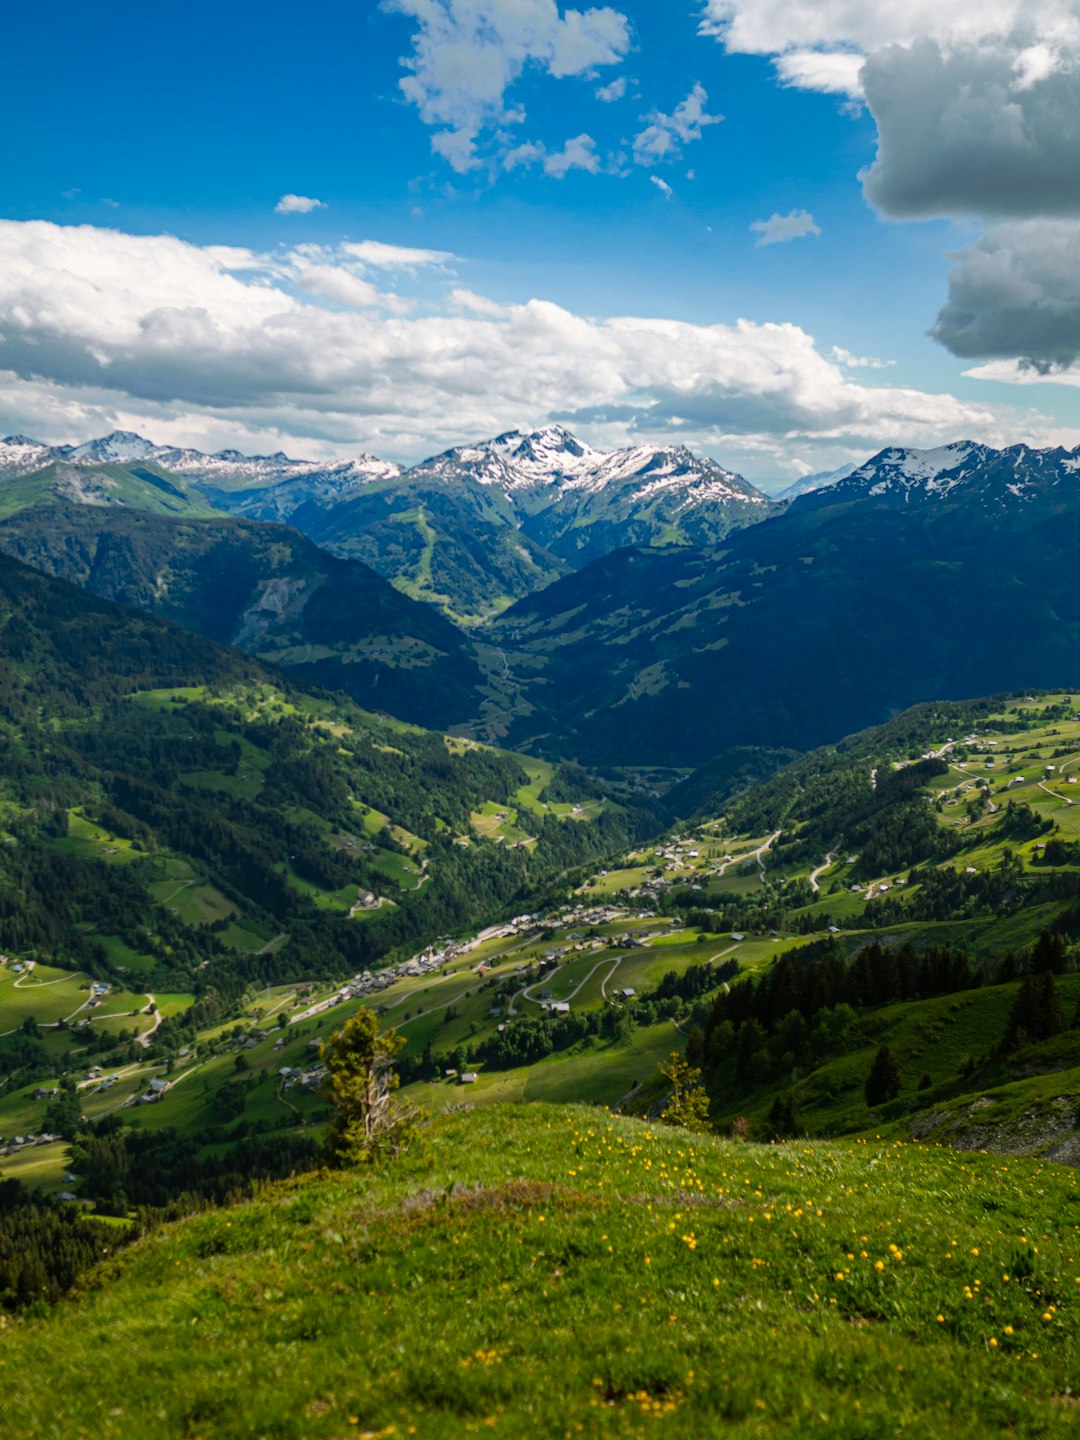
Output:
831 345 895 369
544 134 601 177
501 134 602 177
275 194 327 215
383 0 630 172
341 239 456 268
774 51 865 98
751 209 821 246
633 82 723 165
0 218 1060 477
596 75 626 102
697 2 1080 59
503 141 546 170
650 176 673 198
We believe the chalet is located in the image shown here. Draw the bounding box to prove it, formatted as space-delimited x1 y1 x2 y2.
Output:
544 1000 571 1015
619 988 636 999
730 933 746 942
459 1072 479 1085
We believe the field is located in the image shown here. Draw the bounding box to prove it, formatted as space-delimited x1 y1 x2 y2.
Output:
4 1105 1080 1438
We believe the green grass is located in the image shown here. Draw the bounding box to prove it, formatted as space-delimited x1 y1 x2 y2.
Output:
4 1105 1080 1438
0 964 91 1030
52 810 143 866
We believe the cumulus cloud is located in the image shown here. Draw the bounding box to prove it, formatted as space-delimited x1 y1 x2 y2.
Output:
596 75 626 101
501 135 601 176
383 0 630 172
751 209 821 246
275 194 326 214
650 176 673 198
700 3 1080 220
0 219 1058 476
930 220 1080 370
543 134 601 177
697 1 1080 378
697 1 1080 60
633 82 723 165
861 38 1080 220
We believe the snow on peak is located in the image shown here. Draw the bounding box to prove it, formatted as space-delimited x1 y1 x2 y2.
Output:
70 431 158 463
411 427 766 505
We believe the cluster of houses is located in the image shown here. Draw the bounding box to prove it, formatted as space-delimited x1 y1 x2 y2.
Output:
277 1062 326 1092
0 1131 58 1156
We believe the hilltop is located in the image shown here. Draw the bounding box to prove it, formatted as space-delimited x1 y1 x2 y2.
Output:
4 1105 1080 1438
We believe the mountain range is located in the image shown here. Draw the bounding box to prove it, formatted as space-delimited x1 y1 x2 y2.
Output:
7 429 1080 776
486 439 1080 764
0 427 775 624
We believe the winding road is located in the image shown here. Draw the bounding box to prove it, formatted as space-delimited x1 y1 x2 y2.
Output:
808 852 835 895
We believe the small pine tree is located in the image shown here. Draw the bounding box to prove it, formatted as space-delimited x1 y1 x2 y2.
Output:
321 1009 415 1164
766 1090 803 1139
658 1053 712 1134
1005 971 1065 1050
1032 929 1068 975
864 1044 901 1107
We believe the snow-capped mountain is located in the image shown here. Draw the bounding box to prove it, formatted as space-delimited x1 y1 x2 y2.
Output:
774 462 859 502
820 442 1080 508
411 424 768 509
69 431 160 464
0 435 62 476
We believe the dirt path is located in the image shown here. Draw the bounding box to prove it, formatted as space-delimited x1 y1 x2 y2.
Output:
135 995 161 1049
808 852 835 895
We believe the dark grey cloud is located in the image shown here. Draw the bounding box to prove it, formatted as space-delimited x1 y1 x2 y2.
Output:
861 39 1080 220
930 220 1080 369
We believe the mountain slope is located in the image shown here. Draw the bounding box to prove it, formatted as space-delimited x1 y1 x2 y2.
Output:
0 504 486 728
4 1104 1079 1439
486 441 1080 764
0 556 650 998
0 458 221 521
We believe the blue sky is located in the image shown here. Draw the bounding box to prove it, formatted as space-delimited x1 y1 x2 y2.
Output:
2 0 1080 486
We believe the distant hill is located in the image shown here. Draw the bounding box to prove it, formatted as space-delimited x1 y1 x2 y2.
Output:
0 504 487 729
487 440 1080 764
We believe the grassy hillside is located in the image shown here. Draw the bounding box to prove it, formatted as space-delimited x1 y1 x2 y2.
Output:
0 460 222 521
4 1105 1080 1438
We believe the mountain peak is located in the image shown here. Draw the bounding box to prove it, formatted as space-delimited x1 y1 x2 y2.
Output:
70 430 158 463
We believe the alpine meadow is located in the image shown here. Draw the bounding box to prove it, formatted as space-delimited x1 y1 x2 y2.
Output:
7 3 1080 1436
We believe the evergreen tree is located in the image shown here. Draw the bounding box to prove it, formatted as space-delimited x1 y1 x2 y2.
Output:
321 1009 415 1164
735 1018 767 1083
766 1090 803 1139
1032 929 1068 975
1005 971 1064 1049
864 1044 901 1106
658 1053 711 1135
